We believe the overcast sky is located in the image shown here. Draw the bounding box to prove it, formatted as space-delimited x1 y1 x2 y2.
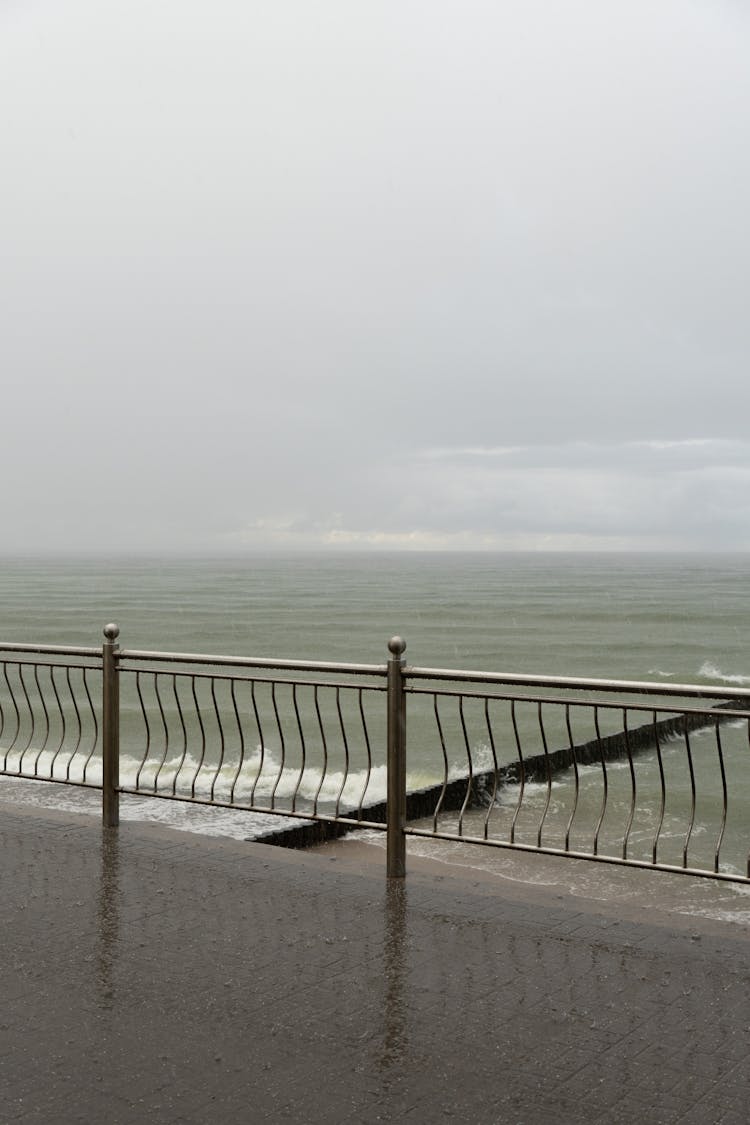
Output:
2 0 749 553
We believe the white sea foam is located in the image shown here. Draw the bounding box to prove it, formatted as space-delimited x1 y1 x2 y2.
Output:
698 661 750 686
0 747 395 837
0 773 298 840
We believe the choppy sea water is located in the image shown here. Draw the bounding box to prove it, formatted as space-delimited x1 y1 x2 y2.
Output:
1 552 749 902
0 551 747 679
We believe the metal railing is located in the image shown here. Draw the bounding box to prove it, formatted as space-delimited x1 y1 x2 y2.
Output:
402 666 750 883
0 641 103 788
113 629 391 837
1 626 749 884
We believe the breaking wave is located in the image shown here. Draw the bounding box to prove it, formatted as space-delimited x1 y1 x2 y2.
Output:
698 662 750 686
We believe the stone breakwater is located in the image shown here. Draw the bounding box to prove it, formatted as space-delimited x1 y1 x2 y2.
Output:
255 702 742 849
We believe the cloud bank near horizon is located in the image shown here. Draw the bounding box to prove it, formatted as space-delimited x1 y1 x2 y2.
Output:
220 439 750 553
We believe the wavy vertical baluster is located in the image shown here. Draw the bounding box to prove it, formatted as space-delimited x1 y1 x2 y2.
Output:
152 674 171 792
747 718 750 879
3 663 21 769
18 666 36 771
432 695 450 832
209 677 226 801
228 679 246 804
32 665 50 775
63 667 82 781
563 704 579 852
190 677 207 799
355 688 373 820
81 669 98 783
0 663 5 750
334 688 349 819
536 702 553 848
651 712 666 865
713 718 728 874
509 700 526 845
592 707 608 857
457 697 473 838
312 686 328 815
0 661 9 769
135 671 152 790
622 710 637 861
269 683 285 808
171 675 188 796
682 723 697 869
248 681 265 806
482 699 499 840
47 667 66 778
291 684 306 814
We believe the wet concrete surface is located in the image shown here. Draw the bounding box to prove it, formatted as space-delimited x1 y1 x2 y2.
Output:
1 803 749 1124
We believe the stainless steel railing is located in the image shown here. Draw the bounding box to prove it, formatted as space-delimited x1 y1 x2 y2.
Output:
400 666 750 882
1 627 749 884
0 642 102 787
106 625 391 835
118 665 387 820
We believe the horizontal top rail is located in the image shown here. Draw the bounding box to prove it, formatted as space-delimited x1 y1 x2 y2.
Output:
0 642 101 659
404 665 750 701
118 648 387 677
1 635 746 702
117 662 388 691
407 685 750 719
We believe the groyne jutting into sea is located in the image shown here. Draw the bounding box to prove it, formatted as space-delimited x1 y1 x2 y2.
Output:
1 626 749 883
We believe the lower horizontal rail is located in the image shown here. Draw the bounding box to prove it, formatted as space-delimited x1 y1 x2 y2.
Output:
117 785 387 832
0 772 101 792
405 827 750 885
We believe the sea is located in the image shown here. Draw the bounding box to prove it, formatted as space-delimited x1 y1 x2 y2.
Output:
2 551 748 679
2 552 750 917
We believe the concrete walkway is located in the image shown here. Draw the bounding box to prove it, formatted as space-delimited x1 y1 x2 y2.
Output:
1 804 749 1124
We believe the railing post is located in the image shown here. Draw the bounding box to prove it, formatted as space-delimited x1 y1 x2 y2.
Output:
386 636 407 879
102 623 120 828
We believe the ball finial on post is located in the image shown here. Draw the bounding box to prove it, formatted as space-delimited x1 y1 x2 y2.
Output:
388 636 406 658
103 623 120 642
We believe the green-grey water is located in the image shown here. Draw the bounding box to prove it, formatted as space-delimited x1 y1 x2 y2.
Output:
2 552 748 680
1 552 749 874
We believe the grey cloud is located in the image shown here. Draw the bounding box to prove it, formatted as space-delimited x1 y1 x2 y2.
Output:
1 0 749 553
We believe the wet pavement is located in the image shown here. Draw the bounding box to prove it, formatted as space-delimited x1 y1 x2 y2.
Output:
1 804 749 1124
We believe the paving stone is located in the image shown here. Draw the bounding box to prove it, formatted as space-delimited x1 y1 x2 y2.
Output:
1 805 749 1123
